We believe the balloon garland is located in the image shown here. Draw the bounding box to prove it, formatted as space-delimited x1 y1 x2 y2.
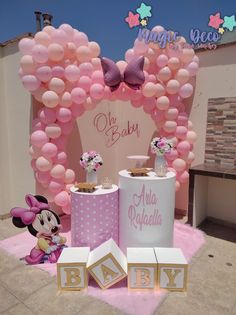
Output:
19 24 198 214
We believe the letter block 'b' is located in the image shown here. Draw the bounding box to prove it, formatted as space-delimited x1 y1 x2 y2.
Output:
87 238 127 289
57 247 90 291
127 248 157 290
154 247 188 291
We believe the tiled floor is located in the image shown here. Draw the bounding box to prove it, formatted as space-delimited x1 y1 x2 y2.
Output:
0 218 235 315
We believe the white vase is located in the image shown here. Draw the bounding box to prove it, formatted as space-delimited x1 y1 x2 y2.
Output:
86 170 98 184
154 154 167 177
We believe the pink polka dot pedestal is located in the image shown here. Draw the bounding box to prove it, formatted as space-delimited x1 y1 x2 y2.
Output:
70 185 119 249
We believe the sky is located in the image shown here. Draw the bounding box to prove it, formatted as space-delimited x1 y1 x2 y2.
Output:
0 0 235 60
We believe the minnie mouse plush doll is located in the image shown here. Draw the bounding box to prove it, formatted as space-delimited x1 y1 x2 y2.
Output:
10 194 67 264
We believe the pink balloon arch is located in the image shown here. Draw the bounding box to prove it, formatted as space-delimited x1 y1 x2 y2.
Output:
19 24 199 214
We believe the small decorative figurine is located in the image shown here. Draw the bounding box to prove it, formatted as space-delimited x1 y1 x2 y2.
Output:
10 194 67 264
101 177 113 189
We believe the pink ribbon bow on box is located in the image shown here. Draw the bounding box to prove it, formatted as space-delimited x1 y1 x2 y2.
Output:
10 194 49 225
101 56 145 91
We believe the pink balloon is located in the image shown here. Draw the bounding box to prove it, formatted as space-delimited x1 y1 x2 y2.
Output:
168 57 180 70
177 140 191 155
48 179 64 194
78 76 92 92
36 66 52 82
64 42 77 59
163 121 177 133
36 156 52 172
34 31 51 46
51 29 67 46
133 38 148 54
51 136 67 151
71 87 86 104
56 107 72 123
175 126 188 139
73 31 89 46
143 98 156 113
125 49 135 63
54 191 70 207
175 180 181 192
186 131 197 144
41 142 58 158
186 62 199 76
177 170 189 183
78 62 93 76
42 91 59 108
83 97 96 110
19 38 35 54
142 82 158 97
20 56 36 74
91 58 101 70
151 108 165 122
181 48 195 63
52 66 65 78
155 83 165 97
156 96 170 110
166 80 180 94
32 118 45 131
172 158 186 172
22 75 41 91
62 203 71 214
39 108 56 124
59 24 74 39
88 41 101 58
175 69 190 85
179 83 193 98
165 149 178 161
71 103 85 117
157 67 172 82
31 159 37 171
76 46 91 62
177 113 188 126
168 94 182 108
188 120 194 130
32 44 48 63
145 48 156 62
64 169 75 184
36 171 51 184
31 130 48 148
90 84 105 100
59 120 74 135
131 99 143 108
45 123 62 139
53 151 67 164
60 92 72 107
48 78 65 94
186 151 195 164
156 54 168 67
165 108 179 120
51 164 66 179
116 61 127 75
65 65 80 82
48 43 64 62
33 86 47 102
91 70 104 84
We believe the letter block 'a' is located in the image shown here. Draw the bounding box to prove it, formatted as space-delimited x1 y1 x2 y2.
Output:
87 238 127 289
127 248 157 290
154 247 188 292
57 247 90 291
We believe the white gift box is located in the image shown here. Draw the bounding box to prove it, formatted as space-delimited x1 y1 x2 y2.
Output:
87 238 127 289
57 247 90 291
127 248 157 290
154 247 188 291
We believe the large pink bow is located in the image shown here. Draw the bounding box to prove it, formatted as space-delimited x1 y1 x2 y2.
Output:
10 194 49 225
101 56 145 91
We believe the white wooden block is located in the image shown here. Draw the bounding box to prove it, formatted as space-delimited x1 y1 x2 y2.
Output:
87 238 127 289
154 247 188 291
127 248 157 290
57 247 90 291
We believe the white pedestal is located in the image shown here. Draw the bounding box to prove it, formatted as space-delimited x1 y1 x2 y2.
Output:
119 170 176 253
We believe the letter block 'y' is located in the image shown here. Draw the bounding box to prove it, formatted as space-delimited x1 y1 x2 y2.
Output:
127 248 157 290
57 247 90 291
87 238 127 289
154 247 188 291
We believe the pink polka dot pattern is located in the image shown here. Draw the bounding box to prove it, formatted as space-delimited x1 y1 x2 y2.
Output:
71 187 119 249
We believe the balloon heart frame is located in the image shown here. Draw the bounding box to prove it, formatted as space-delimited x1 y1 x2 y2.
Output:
19 24 198 214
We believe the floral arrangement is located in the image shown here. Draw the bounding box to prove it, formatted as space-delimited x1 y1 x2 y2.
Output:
80 151 103 172
150 137 172 155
